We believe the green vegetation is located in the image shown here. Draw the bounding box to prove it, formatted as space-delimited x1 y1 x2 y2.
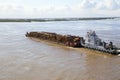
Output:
0 17 118 22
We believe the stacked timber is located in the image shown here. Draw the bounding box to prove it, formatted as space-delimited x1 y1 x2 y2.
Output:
25 32 83 47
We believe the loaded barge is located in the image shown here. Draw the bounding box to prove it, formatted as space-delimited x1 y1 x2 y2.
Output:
25 31 120 55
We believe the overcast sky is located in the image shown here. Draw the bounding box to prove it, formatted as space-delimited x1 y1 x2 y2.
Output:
0 0 120 18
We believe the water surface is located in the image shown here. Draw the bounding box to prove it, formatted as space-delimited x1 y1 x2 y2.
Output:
0 19 120 80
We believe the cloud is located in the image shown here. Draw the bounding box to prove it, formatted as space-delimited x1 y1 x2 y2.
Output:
96 0 120 10
78 0 96 9
76 0 120 10
0 0 120 18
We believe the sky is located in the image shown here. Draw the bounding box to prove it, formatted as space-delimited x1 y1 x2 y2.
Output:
0 0 120 18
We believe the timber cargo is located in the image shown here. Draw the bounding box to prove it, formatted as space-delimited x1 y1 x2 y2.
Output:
25 32 83 47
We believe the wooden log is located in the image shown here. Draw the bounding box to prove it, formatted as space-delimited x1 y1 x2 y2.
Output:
25 32 83 47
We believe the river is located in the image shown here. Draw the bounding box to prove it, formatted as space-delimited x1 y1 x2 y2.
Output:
0 19 120 80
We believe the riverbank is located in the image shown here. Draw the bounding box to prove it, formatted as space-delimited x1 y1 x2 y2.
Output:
0 17 118 22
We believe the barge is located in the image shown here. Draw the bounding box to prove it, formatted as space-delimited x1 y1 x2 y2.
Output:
25 31 83 47
25 31 120 55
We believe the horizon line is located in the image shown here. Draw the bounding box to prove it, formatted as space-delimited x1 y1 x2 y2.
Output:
0 16 119 19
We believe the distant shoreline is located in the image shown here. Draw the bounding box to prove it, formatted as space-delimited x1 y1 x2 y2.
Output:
0 17 119 22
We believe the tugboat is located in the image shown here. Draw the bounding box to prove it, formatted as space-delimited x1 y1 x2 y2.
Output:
81 30 120 55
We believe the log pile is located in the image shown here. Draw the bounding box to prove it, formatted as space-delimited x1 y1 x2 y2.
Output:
25 32 83 47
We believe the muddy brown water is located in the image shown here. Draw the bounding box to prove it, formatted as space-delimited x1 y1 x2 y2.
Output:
0 21 120 80
0 38 119 80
